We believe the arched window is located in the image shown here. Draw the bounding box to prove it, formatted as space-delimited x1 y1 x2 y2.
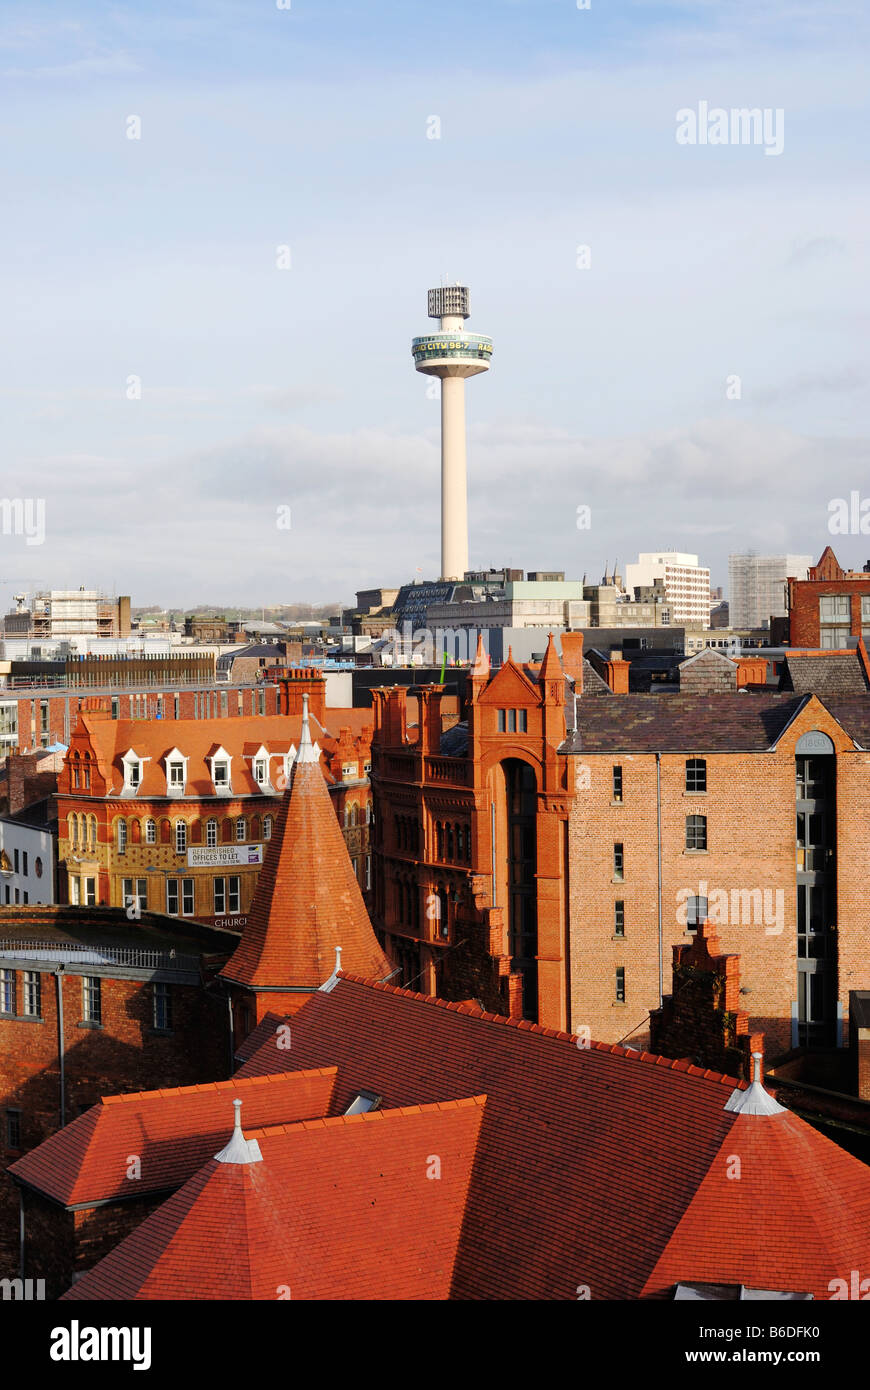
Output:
89 815 98 850
206 819 218 848
344 805 351 828
236 817 247 843
250 816 261 840
72 751 81 789
221 818 233 844
145 818 156 845
436 822 444 859
175 820 187 854
117 819 127 854
160 818 171 845
365 802 372 825
263 815 273 841
350 804 358 827
446 824 455 861
191 820 203 845
83 754 91 790
131 819 141 845
69 815 78 849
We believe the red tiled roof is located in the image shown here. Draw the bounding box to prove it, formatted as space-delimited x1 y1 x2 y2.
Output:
219 723 392 991
61 1098 485 1301
8 1069 338 1206
643 1109 870 1299
230 974 870 1300
74 711 370 799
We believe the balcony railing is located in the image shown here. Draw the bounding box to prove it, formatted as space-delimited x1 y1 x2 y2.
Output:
0 939 201 972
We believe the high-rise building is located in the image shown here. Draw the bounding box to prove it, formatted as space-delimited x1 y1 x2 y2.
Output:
729 553 812 629
412 285 493 582
623 552 710 626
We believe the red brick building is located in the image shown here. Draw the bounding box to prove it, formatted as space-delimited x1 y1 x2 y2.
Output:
55 671 374 929
371 632 870 1061
0 904 234 1282
787 546 870 648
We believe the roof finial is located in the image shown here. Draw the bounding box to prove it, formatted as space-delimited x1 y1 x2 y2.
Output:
213 1098 263 1165
724 1050 786 1116
295 691 321 765
319 944 343 993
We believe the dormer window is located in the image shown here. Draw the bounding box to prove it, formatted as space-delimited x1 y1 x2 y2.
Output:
254 758 267 784
121 750 145 794
208 747 232 794
164 748 188 795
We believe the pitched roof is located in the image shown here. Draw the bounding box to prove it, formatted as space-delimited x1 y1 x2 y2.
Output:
779 649 870 697
642 1108 870 1298
563 694 809 753
8 1069 339 1206
73 710 371 798
228 974 870 1300
61 1097 485 1301
220 699 392 991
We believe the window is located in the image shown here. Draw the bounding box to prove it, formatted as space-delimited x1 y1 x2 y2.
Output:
22 851 28 875
613 843 624 881
69 877 80 905
213 762 229 788
174 694 180 719
685 758 706 793
615 967 625 1003
819 595 849 623
206 819 218 848
82 977 101 1025
365 854 372 890
6 1110 21 1150
117 820 127 854
214 877 226 914
614 901 625 937
167 879 179 915
126 759 141 788
518 709 528 733
181 878 194 915
175 821 187 854
13 849 19 873
228 876 240 913
820 627 849 650
686 895 708 931
122 878 147 912
258 688 266 716
507 709 516 733
612 765 623 803
344 1090 382 1115
111 696 120 720
220 691 228 716
153 982 172 1031
686 814 707 851
263 816 273 841
0 970 16 1016
235 818 247 843
89 815 97 850
23 971 41 1017
168 761 184 787
254 758 267 784
497 709 506 733
84 877 97 906
145 818 156 845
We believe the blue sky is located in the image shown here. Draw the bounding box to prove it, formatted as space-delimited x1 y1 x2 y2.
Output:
1 0 868 607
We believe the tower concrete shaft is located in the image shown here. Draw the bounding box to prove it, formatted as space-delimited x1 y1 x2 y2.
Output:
412 285 492 582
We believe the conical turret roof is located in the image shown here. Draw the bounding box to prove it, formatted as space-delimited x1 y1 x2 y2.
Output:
221 696 392 991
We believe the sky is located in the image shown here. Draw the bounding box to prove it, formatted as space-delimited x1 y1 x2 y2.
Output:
0 0 868 609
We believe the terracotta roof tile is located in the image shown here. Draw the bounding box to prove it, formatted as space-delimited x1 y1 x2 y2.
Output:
61 1099 485 1301
9 1068 339 1206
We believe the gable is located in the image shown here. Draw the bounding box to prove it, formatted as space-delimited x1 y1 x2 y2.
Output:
477 659 541 707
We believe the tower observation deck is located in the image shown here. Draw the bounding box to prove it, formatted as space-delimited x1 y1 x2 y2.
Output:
412 285 492 582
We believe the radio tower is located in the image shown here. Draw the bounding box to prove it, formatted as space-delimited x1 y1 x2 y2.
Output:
412 285 493 582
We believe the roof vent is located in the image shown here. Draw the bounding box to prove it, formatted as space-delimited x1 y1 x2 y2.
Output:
724 1052 786 1117
214 1099 263 1165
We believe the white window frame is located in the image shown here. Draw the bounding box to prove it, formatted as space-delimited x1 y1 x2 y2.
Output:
206 818 218 848
145 819 157 845
175 820 187 854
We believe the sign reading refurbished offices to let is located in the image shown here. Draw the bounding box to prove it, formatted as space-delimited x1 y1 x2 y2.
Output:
187 845 264 869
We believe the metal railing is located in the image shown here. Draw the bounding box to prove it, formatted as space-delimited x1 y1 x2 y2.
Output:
0 939 201 972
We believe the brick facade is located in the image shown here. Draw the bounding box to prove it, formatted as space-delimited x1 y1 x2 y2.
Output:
787 546 870 648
